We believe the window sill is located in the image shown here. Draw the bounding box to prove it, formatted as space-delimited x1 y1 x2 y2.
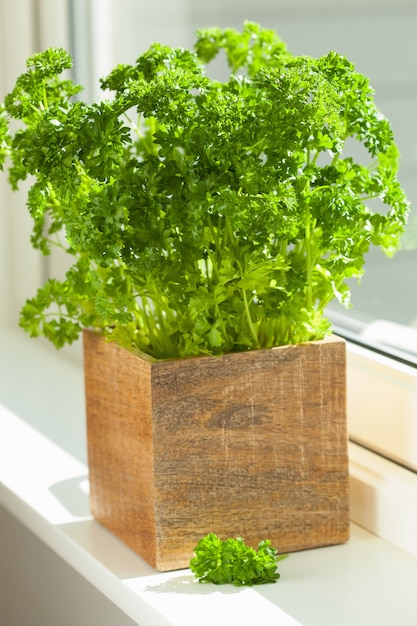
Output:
1 329 417 625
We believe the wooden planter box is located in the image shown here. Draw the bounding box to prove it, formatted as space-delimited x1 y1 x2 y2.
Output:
83 330 349 571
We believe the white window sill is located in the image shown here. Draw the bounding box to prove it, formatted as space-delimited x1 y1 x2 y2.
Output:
1 329 417 625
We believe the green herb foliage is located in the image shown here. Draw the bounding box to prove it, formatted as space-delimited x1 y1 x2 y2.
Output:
190 533 286 586
0 23 410 357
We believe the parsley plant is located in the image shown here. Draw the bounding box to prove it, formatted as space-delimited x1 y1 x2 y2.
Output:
0 23 410 358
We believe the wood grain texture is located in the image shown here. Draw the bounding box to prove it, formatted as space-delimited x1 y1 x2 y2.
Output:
83 330 349 571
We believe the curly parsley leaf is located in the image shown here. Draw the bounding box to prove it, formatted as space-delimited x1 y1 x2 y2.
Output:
190 533 287 586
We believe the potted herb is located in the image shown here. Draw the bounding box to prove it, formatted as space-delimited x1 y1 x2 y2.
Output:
0 22 409 570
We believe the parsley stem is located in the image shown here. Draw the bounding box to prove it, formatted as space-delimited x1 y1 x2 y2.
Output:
303 150 314 312
240 276 259 348
42 80 49 111
305 202 313 310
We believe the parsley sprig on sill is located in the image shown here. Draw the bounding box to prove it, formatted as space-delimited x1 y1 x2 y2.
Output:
0 22 410 358
190 533 287 586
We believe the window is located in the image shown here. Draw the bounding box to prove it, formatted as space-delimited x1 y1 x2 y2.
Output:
1 0 417 472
